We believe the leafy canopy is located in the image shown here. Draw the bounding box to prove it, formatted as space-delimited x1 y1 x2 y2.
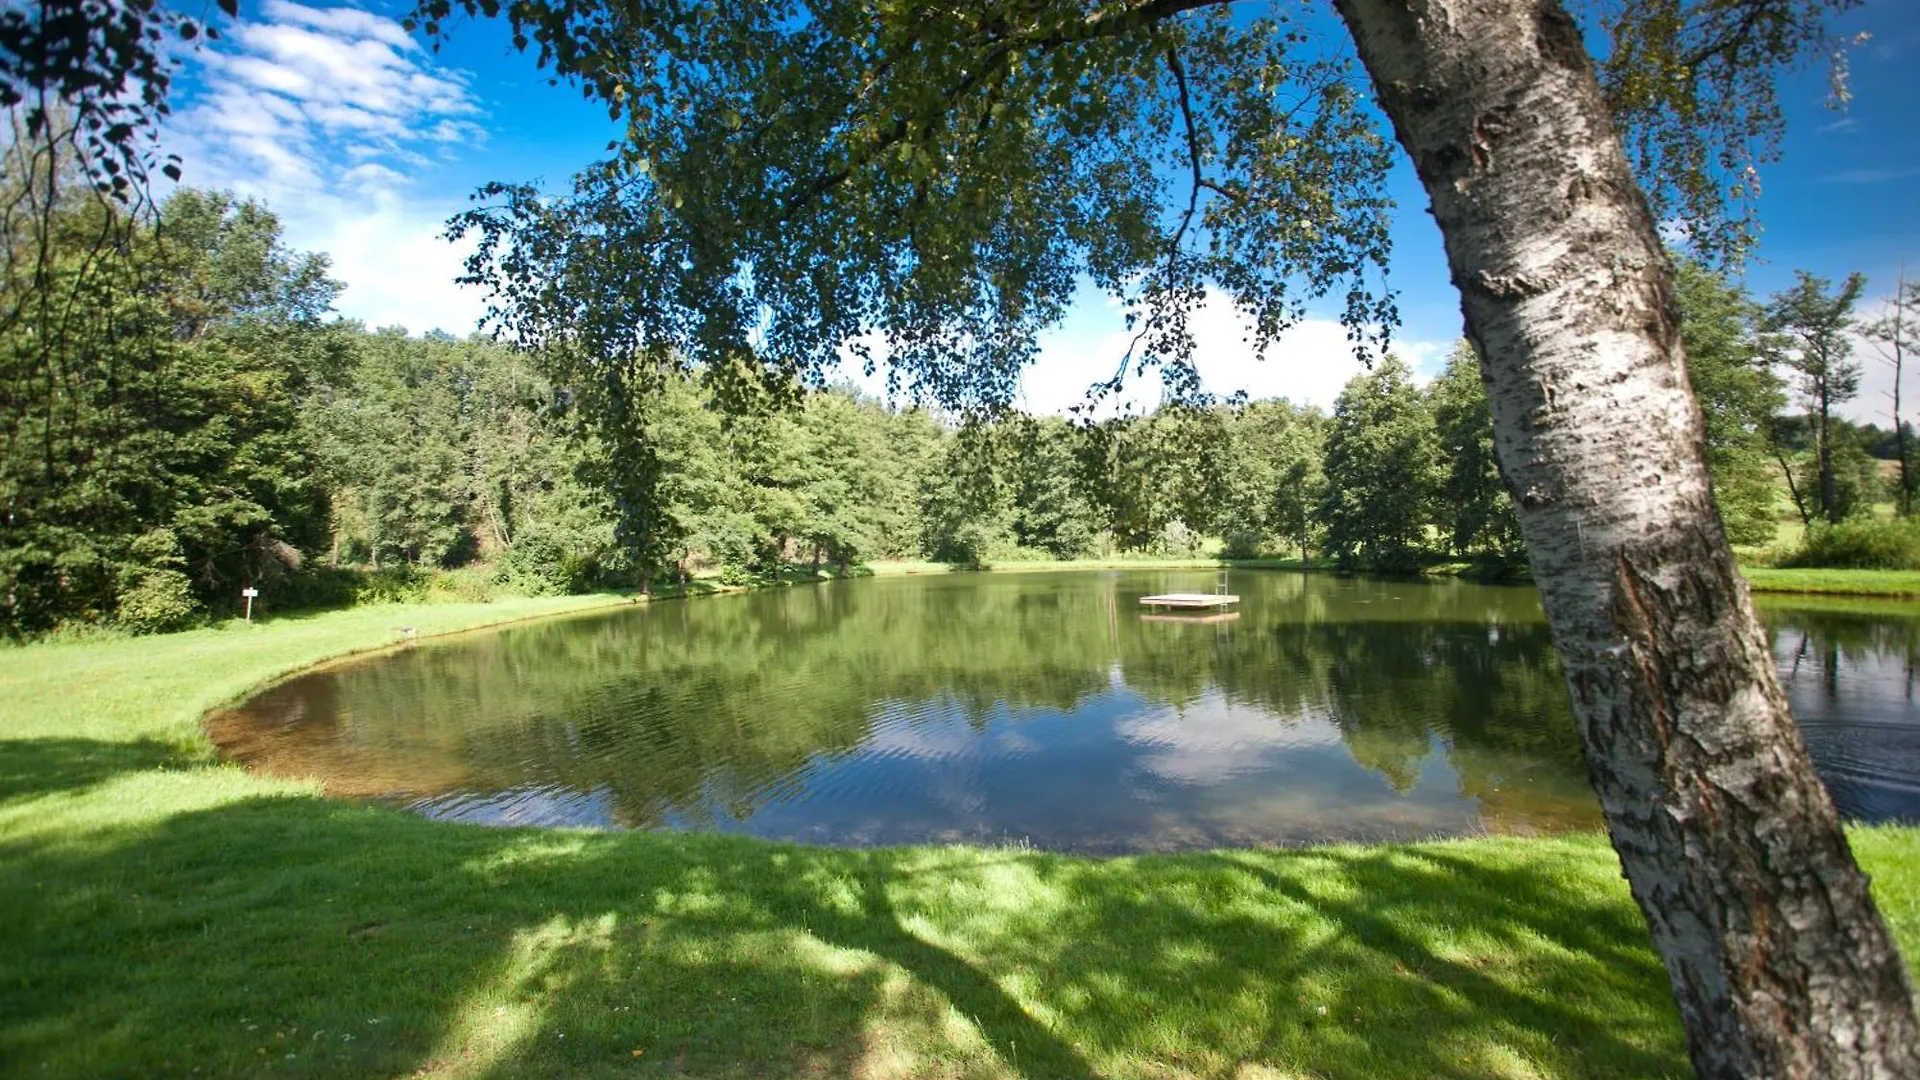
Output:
423 0 1858 414
438 0 1396 412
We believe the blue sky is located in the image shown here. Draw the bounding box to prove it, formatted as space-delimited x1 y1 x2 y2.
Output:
162 0 1919 418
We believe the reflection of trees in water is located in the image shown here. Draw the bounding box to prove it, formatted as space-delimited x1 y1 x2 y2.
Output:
1756 603 1920 822
1764 604 1920 705
1110 576 1590 816
219 574 1614 832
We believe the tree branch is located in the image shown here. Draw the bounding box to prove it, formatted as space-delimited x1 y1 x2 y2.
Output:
780 0 1242 218
1166 46 1202 258
1680 0 1784 72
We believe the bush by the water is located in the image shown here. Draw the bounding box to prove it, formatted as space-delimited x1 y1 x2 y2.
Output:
1779 519 1920 570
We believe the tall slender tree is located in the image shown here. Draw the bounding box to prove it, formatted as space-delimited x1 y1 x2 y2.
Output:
1766 271 1868 525
1866 270 1918 516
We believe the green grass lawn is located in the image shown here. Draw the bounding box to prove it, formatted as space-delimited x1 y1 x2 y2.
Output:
4 599 1919 1078
1739 567 1920 598
867 554 1920 601
864 555 1320 576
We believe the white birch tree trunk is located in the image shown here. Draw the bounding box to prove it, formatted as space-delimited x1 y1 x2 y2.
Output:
1329 0 1920 1075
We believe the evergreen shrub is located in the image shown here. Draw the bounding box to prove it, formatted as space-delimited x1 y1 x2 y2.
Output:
114 570 203 635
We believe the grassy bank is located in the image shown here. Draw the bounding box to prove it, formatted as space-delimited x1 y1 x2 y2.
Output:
0 593 638 749
5 600 1919 1079
864 556 1319 576
1739 567 1920 599
870 556 1920 601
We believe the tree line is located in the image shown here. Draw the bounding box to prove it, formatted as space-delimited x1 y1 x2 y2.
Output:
3 184 1912 638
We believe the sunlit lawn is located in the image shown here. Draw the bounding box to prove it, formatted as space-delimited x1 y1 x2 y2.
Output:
1741 567 1920 597
5 598 1918 1079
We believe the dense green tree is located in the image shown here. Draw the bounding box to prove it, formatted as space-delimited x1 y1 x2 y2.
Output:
341 330 474 568
1 188 339 633
795 388 897 573
1076 416 1154 551
1672 261 1788 546
1318 355 1441 572
1428 341 1522 561
920 420 1017 567
1007 415 1101 559
1267 406 1328 563
1151 403 1235 543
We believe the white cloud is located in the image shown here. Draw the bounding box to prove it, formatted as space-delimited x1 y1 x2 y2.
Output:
1019 291 1447 417
315 207 483 333
162 2 487 335
264 0 420 52
832 289 1448 416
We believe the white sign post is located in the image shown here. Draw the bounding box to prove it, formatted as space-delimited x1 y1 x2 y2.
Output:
242 587 259 624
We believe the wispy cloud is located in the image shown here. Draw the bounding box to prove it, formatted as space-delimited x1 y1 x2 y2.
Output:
162 1 487 334
1817 116 1863 135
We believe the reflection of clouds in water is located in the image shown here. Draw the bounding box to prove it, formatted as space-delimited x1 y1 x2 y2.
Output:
1116 691 1341 785
857 699 989 763
418 782 616 828
858 697 1059 764
994 731 1040 756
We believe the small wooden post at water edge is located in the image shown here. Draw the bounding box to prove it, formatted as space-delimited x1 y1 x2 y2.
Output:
242 587 258 624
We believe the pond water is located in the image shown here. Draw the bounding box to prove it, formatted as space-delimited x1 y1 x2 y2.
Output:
207 570 1920 853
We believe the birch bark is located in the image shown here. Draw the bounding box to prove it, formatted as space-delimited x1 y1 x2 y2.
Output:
1329 0 1920 1074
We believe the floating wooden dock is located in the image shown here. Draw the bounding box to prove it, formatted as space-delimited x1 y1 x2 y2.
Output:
1139 571 1240 615
1138 592 1240 612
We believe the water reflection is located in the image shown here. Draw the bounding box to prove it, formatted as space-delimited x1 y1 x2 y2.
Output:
206 571 1920 852
1765 601 1920 822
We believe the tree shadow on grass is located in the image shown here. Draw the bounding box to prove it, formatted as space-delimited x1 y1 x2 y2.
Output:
0 737 183 803
2 794 1695 1079
1206 846 1686 1078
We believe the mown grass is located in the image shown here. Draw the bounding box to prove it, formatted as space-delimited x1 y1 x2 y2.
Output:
0 593 638 749
4 597 1919 1079
864 556 1323 576
1739 567 1920 598
867 554 1920 601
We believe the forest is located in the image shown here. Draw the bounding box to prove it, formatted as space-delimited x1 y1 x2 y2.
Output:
0 185 1910 638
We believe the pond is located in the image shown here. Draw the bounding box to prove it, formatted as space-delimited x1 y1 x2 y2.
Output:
207 570 1920 853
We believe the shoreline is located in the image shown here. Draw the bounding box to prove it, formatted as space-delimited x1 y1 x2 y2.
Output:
4 578 1919 1078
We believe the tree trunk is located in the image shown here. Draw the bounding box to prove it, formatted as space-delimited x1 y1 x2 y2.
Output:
1818 386 1838 523
1330 0 1920 1076
1893 269 1911 518
1772 431 1814 528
